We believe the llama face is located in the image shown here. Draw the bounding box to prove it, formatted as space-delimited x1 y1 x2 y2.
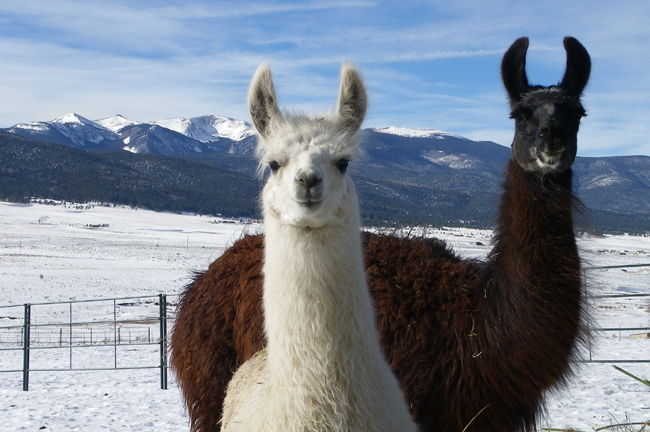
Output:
510 89 585 172
501 37 591 174
260 123 358 229
248 62 367 229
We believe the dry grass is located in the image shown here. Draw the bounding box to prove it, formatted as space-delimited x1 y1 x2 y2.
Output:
542 366 649 432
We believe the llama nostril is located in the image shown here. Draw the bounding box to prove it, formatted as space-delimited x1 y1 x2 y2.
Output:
549 138 565 153
296 172 322 189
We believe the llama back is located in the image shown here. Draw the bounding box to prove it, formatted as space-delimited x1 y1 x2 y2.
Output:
222 349 416 432
220 350 266 431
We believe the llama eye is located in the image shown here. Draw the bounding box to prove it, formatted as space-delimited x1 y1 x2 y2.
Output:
335 159 349 173
509 107 531 124
268 161 281 172
510 113 525 124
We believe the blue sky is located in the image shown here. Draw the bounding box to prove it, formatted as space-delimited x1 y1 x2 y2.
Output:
0 0 649 157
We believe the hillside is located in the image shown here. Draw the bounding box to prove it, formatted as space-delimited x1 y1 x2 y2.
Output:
3 116 650 232
0 132 260 218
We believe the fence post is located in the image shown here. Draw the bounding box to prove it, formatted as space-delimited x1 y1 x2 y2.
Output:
69 301 73 369
22 303 31 391
113 299 117 369
159 294 168 390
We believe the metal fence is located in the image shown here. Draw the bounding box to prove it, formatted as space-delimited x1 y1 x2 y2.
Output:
0 294 176 391
582 292 650 364
580 262 650 363
0 264 648 391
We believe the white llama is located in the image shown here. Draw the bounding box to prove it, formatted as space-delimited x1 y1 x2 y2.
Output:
220 62 418 432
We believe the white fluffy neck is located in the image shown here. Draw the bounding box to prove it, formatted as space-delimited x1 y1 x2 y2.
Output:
253 196 416 432
262 209 378 382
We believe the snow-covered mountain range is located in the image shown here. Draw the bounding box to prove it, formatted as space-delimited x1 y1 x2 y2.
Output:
7 113 120 149
4 113 477 157
4 113 650 225
151 114 254 142
5 113 256 156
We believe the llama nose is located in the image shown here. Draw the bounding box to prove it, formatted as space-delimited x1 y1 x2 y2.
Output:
295 169 323 189
540 121 565 153
548 138 565 153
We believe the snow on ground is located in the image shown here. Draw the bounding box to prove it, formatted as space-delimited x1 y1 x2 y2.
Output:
0 202 648 431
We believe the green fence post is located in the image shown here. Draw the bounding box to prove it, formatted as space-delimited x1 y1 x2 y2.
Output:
22 303 31 391
159 294 168 390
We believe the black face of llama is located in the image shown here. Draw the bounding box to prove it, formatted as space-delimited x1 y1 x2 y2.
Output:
502 37 591 173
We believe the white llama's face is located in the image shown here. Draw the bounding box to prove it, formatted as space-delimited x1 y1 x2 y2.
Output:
260 128 357 229
248 61 366 229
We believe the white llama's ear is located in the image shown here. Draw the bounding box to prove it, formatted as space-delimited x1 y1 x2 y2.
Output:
335 62 367 136
248 62 283 139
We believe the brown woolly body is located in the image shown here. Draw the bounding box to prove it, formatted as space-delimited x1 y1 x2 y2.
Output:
171 36 591 432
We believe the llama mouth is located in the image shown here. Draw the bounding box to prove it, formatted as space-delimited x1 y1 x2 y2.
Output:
536 149 565 169
294 190 325 209
300 200 323 210
293 195 324 209
538 154 560 165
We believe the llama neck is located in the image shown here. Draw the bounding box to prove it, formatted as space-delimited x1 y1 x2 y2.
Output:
487 158 581 313
491 158 578 263
261 211 379 381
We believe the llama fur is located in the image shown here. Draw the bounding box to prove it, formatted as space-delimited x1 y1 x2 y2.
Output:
219 62 417 432
171 36 591 432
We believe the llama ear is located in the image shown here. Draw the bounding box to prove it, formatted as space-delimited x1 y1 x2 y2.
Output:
560 36 591 97
335 62 367 136
248 62 283 139
501 37 531 105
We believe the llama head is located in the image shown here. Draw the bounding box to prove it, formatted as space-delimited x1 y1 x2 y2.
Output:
501 37 591 173
248 62 367 229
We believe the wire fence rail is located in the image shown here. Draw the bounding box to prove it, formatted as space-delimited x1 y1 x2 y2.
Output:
0 263 648 391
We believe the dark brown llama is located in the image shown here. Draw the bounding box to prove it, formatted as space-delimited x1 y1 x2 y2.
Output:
171 36 591 432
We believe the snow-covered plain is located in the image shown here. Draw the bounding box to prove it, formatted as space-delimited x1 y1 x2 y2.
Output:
0 202 648 431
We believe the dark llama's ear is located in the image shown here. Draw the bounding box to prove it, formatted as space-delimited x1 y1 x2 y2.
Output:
501 37 531 105
335 62 367 136
248 62 283 139
560 36 591 97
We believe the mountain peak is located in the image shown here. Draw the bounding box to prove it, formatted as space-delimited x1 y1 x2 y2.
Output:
373 126 469 141
96 115 140 133
152 114 254 142
52 113 95 126
29 113 119 147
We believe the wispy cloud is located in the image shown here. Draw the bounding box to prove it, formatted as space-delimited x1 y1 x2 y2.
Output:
383 49 503 63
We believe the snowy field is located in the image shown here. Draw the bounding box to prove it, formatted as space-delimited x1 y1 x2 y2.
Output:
0 201 648 431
